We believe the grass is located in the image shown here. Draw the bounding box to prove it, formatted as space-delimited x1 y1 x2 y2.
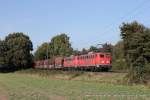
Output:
16 69 127 84
0 69 149 100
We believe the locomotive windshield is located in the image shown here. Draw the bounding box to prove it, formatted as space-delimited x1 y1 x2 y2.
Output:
100 54 104 58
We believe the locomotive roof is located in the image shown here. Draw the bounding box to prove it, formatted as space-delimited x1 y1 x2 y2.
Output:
77 52 111 56
64 52 111 58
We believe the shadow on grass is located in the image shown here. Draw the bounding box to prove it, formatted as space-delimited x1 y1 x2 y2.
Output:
0 67 32 73
0 67 16 73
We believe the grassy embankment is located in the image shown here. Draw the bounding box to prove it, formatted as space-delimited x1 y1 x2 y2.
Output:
0 69 149 100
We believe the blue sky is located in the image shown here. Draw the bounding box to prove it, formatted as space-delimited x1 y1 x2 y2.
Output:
0 0 150 51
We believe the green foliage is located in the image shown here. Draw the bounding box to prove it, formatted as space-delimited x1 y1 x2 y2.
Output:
73 48 89 55
120 21 150 83
120 21 146 62
72 49 81 55
112 41 128 70
0 40 8 68
34 42 51 60
34 33 73 60
50 33 73 57
112 59 127 71
89 46 100 52
0 32 33 70
126 58 150 84
89 43 113 53
112 41 124 60
72 43 113 56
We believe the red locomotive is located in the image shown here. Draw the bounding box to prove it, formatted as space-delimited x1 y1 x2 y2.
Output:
34 52 112 71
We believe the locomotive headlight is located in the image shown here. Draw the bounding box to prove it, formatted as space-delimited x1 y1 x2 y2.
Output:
101 61 104 63
106 61 110 63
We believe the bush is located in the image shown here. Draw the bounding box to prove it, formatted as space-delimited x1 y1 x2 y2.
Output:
127 56 150 84
112 59 128 71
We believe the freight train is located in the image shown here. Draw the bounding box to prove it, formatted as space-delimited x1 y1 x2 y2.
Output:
34 52 112 71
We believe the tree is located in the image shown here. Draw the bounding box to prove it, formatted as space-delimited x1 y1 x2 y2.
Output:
34 33 73 60
50 33 73 57
72 49 81 55
112 41 124 60
5 32 33 69
112 41 127 70
120 21 150 83
120 21 146 64
0 40 8 68
34 42 52 61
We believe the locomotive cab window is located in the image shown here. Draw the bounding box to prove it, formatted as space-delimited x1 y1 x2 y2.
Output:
100 54 104 58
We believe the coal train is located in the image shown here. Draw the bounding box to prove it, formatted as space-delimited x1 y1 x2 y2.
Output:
34 52 112 71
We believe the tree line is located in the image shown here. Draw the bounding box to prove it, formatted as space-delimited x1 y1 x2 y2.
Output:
34 34 112 61
0 21 150 83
